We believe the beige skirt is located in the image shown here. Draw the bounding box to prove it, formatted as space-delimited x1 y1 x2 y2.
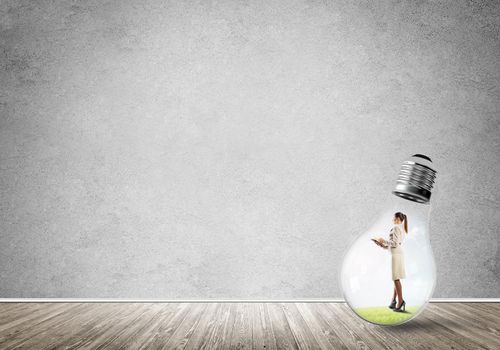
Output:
391 253 406 280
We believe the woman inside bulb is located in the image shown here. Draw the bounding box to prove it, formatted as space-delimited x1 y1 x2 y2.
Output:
372 212 408 312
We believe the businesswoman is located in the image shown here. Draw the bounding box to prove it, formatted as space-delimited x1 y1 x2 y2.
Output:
373 212 408 312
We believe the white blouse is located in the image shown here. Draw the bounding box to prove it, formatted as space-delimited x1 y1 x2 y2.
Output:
384 224 405 254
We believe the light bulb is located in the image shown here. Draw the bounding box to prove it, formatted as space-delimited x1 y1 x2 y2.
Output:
340 154 438 326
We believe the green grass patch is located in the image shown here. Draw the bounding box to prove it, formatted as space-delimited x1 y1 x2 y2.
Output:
354 306 421 325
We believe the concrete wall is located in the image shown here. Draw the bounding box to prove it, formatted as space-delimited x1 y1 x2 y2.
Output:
1 0 498 298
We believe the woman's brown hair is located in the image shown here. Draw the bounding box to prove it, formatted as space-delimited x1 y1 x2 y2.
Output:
395 212 408 234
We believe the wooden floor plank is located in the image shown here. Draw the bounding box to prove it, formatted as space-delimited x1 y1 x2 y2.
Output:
0 303 86 349
17 303 112 350
281 303 322 350
0 302 498 349
83 304 155 350
465 301 500 315
221 303 239 349
295 302 348 350
183 302 219 350
372 309 471 350
139 303 193 349
45 303 136 350
0 302 76 334
251 303 277 350
313 303 373 349
425 303 500 349
200 303 234 350
229 302 253 349
415 311 490 350
121 303 178 350
438 303 500 347
459 302 500 325
111 304 170 350
267 303 299 350
327 303 405 350
0 303 39 325
160 302 208 350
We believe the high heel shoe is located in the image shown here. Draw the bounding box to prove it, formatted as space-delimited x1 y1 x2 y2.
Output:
393 300 406 312
388 299 397 309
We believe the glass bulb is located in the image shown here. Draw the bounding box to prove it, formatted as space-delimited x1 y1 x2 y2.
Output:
340 154 438 326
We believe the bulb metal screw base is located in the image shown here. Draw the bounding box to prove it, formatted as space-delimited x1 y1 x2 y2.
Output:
392 154 437 204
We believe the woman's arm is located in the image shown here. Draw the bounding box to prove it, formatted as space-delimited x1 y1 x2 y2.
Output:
381 226 402 248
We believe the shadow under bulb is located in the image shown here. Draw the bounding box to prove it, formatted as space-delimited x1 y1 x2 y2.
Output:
340 154 438 326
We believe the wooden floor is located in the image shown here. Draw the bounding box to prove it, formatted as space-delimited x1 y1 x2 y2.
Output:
0 302 499 349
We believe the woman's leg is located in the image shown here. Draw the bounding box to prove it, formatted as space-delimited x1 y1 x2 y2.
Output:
392 284 397 301
394 279 403 307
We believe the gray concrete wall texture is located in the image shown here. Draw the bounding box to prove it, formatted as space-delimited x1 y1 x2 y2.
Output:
0 0 499 298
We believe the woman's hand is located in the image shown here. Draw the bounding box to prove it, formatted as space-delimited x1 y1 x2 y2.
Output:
372 237 388 249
